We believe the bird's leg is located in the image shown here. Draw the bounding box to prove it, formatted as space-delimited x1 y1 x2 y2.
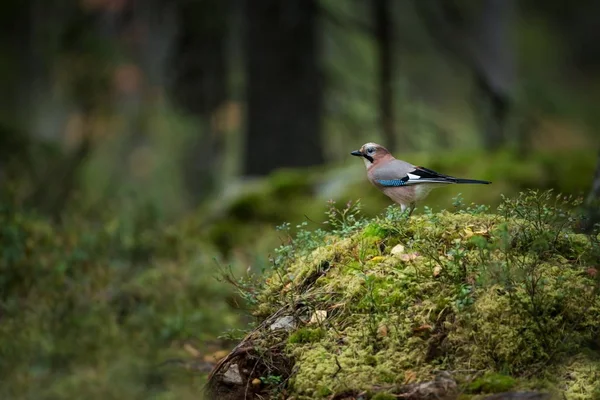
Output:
407 202 416 217
400 202 416 217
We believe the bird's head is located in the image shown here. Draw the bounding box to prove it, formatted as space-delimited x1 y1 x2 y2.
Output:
351 142 392 167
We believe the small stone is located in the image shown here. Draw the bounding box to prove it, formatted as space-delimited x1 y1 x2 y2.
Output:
270 316 296 331
309 310 327 325
398 372 457 399
222 363 243 385
390 244 405 256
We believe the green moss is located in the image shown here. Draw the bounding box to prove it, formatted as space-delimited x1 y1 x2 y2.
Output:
364 354 377 366
467 373 517 393
563 233 592 257
316 386 333 397
248 190 600 399
362 223 390 240
555 355 600 400
288 328 326 344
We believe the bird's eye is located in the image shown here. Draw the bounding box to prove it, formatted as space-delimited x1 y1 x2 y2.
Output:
367 147 375 154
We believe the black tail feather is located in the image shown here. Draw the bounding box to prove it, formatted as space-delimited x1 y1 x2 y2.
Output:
410 167 491 185
454 178 491 184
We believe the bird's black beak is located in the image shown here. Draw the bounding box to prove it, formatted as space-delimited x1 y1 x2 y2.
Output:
351 150 363 157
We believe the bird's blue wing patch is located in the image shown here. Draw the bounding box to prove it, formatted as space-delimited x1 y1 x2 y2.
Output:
376 179 407 187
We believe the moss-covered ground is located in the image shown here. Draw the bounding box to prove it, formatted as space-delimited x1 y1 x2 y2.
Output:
209 190 600 399
0 200 242 399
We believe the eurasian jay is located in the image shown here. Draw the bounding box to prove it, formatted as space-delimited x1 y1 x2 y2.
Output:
351 142 491 216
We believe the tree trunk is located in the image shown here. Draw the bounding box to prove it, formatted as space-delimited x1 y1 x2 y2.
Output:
414 0 516 151
243 0 323 177
0 0 35 132
171 0 230 203
0 0 31 187
471 0 515 150
172 0 228 116
29 4 120 216
474 74 510 151
373 0 396 151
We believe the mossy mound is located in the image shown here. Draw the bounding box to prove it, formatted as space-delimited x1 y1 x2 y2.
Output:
208 191 600 399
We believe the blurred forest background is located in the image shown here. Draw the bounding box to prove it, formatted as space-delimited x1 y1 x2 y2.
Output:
1 0 600 399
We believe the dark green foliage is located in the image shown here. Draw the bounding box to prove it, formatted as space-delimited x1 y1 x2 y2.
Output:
0 199 240 399
288 328 326 344
467 373 517 393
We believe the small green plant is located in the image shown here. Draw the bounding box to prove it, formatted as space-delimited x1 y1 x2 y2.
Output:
270 200 369 271
217 328 249 341
383 204 408 221
497 189 584 232
215 261 264 308
324 199 367 235
455 283 474 310
259 374 283 386
452 192 466 209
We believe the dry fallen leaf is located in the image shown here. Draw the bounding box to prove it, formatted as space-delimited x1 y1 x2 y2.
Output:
413 324 433 334
433 266 442 277
377 324 388 337
404 370 418 384
203 349 230 363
